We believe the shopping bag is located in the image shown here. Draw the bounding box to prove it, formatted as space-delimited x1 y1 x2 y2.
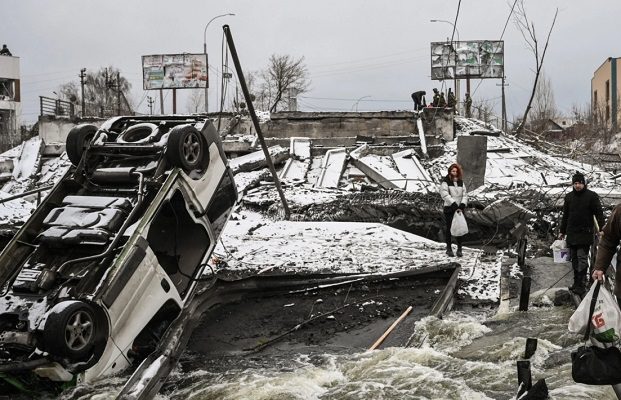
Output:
571 345 621 385
550 239 570 263
568 283 621 344
570 282 621 385
450 210 468 237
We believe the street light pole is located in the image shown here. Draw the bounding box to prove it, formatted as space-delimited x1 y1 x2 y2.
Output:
204 13 235 113
431 19 461 113
352 95 371 112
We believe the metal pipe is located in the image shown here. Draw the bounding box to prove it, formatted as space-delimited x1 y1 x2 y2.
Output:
222 24 291 219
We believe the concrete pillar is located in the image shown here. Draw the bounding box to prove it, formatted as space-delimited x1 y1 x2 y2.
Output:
456 135 487 190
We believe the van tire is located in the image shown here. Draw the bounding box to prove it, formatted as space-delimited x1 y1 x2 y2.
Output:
66 124 97 166
166 125 207 171
43 301 105 362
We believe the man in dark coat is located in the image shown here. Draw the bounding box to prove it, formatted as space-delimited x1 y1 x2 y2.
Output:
411 91 426 111
560 172 604 295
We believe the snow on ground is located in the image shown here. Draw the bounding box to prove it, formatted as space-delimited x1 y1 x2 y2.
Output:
214 210 501 302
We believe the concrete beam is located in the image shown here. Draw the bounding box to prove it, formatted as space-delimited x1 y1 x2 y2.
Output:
315 148 347 188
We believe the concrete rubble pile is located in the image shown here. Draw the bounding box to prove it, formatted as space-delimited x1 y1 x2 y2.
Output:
230 114 619 250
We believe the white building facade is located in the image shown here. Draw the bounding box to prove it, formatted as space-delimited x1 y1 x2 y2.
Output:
0 55 22 148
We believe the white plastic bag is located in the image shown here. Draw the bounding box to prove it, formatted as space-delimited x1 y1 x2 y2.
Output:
550 239 570 263
550 239 567 250
450 210 468 237
568 283 621 346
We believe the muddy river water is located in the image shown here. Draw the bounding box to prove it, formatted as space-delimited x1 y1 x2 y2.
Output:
58 303 617 400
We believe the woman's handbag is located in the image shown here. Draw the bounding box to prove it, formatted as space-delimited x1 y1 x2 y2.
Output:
571 282 621 385
450 210 468 237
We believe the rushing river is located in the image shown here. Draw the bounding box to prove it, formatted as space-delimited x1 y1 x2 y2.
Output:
58 302 617 400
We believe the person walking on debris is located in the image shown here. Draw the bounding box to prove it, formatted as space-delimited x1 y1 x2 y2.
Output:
438 92 447 108
560 172 604 295
411 90 426 111
440 163 468 257
0 45 11 56
447 88 456 109
432 88 440 107
464 92 472 117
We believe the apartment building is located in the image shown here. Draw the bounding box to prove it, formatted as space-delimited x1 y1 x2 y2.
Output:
0 53 21 147
591 57 620 131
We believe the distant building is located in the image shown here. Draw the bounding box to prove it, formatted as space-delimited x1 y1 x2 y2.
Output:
591 57 621 131
0 53 22 149
541 117 579 139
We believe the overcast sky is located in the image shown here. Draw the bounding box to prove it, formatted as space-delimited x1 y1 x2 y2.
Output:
3 0 619 124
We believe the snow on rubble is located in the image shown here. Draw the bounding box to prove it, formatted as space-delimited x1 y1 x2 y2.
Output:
214 210 501 302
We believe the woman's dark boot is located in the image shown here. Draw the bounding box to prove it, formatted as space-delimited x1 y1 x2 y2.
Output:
446 244 454 257
456 244 463 257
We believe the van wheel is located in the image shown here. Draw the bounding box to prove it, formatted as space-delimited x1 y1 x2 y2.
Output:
66 124 97 166
44 301 104 361
166 125 207 171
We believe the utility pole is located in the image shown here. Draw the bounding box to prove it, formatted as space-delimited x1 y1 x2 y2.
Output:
79 68 86 117
159 89 164 114
497 76 509 132
147 96 154 115
116 71 121 115
288 87 298 111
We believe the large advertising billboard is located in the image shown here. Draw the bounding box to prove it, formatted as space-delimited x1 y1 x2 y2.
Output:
431 40 504 80
142 53 208 90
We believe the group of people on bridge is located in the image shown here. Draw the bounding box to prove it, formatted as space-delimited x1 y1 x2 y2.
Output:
411 88 472 117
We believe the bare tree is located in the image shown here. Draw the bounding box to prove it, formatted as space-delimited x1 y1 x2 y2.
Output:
513 1 558 135
186 89 204 114
531 71 557 120
258 54 310 113
59 66 133 116
530 70 558 132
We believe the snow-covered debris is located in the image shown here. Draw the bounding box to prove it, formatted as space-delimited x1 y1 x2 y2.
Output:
215 210 501 302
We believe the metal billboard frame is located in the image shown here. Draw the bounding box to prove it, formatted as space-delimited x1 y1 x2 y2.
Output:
431 40 504 80
142 53 208 90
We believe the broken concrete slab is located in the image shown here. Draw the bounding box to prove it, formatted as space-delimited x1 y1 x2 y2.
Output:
350 144 406 190
12 137 44 180
289 137 311 160
279 159 309 185
229 145 289 174
315 148 347 189
392 149 434 193
416 118 427 157
457 135 487 190
468 198 536 228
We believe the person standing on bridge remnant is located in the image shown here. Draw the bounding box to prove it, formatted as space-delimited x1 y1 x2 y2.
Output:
411 91 426 111
464 92 472 117
440 163 468 257
447 88 456 109
560 172 604 296
0 44 11 56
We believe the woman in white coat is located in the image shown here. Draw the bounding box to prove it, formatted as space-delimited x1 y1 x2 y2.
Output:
439 163 468 257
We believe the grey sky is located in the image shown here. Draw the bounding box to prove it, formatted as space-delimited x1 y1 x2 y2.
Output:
3 0 619 124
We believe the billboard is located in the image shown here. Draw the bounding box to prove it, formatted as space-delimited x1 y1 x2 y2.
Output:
142 53 208 90
431 40 504 80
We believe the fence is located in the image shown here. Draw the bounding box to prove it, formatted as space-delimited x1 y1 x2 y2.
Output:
39 96 133 119
39 96 75 118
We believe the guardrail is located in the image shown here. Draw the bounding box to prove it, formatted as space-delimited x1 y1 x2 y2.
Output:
39 96 74 118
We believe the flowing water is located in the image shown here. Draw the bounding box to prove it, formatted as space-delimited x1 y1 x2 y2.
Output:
59 302 617 400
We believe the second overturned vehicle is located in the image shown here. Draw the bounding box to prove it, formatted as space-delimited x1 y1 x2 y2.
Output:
0 115 237 391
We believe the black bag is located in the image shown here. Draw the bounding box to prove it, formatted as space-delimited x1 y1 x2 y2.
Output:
571 283 621 385
572 345 621 385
